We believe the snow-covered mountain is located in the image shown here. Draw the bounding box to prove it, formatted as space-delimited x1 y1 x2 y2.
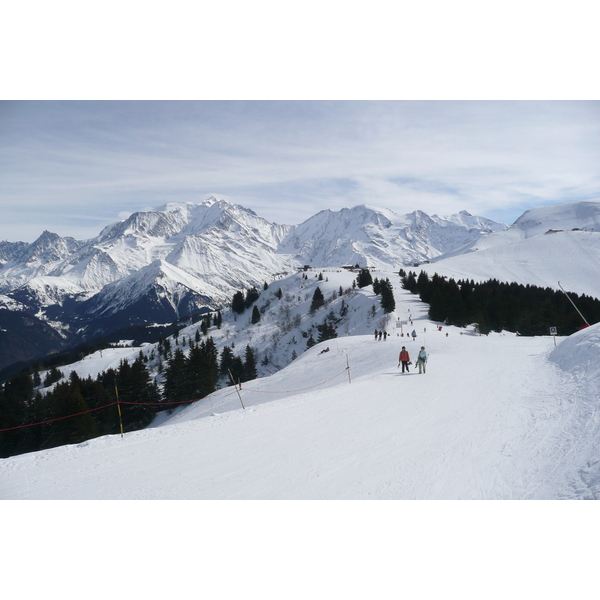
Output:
3 195 600 374
278 205 506 268
0 199 505 307
421 199 600 299
0 197 508 371
0 198 293 304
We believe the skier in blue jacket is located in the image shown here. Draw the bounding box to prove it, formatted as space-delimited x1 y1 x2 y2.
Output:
417 346 427 373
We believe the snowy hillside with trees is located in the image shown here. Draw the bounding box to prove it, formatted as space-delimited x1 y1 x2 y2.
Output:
0 197 508 372
2 268 599 500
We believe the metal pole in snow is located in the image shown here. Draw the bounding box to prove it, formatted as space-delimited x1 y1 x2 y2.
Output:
558 281 590 327
228 369 246 410
346 354 352 384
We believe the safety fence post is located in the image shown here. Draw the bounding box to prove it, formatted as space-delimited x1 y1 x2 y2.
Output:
228 369 246 410
114 381 124 438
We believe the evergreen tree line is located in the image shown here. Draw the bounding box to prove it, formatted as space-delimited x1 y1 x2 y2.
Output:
0 338 259 459
401 270 600 336
0 355 160 459
231 286 261 314
355 268 396 314
305 285 355 349
372 277 396 313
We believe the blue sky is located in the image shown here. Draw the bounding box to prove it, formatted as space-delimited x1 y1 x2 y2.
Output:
1 100 599 242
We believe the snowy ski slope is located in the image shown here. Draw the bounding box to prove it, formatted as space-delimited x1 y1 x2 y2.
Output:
3 282 598 500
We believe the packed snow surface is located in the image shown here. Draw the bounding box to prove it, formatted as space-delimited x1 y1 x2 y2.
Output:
3 283 599 500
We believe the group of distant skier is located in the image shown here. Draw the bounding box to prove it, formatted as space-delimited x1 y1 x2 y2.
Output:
375 328 428 374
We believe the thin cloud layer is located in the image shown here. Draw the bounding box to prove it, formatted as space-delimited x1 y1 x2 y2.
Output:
0 101 599 241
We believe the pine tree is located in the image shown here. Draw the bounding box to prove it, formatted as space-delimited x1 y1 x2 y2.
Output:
229 356 244 385
380 278 396 313
43 366 63 387
372 277 381 295
164 348 187 403
310 287 325 313
242 345 257 382
340 299 348 317
251 305 261 324
356 268 373 288
317 319 338 343
220 346 235 377
185 341 217 401
118 356 160 431
232 290 246 314
45 381 96 448
245 286 260 309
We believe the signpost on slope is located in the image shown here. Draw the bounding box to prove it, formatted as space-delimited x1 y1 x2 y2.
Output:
396 319 407 335
549 326 557 346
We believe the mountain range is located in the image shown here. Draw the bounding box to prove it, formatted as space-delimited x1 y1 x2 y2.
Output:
1 196 599 373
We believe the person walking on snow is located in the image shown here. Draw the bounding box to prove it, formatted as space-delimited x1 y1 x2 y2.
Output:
399 346 410 373
417 346 427 373
411 329 417 342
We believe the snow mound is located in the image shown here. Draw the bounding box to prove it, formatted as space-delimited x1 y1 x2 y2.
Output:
549 322 600 380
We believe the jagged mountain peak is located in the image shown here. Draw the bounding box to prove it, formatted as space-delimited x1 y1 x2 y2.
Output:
21 230 82 265
0 240 29 265
279 203 507 268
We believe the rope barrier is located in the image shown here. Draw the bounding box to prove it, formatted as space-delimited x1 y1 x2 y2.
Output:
1 363 351 433
0 396 207 433
0 401 119 432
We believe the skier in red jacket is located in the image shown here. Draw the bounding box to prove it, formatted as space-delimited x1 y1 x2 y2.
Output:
399 346 410 373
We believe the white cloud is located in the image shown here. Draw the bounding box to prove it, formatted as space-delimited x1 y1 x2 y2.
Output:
0 101 599 240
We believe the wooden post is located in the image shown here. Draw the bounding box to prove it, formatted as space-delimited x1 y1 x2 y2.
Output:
114 381 124 438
